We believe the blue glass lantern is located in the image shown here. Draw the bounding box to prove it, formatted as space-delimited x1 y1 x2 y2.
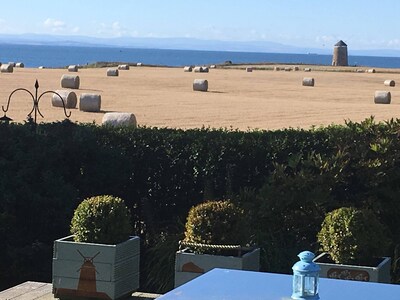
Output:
291 251 320 300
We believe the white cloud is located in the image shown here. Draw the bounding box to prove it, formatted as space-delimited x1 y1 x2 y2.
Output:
96 21 128 37
387 39 400 47
129 30 139 37
112 22 121 31
43 18 66 32
42 18 84 35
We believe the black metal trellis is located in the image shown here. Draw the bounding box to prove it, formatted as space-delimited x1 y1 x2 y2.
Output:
0 79 71 125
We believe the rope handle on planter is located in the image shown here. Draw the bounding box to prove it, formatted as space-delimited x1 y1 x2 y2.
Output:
179 240 256 256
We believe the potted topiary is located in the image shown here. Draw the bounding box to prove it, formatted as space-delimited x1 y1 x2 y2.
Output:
52 195 140 300
175 200 260 287
314 207 391 283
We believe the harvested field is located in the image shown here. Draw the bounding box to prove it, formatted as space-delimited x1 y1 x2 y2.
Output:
1 65 400 130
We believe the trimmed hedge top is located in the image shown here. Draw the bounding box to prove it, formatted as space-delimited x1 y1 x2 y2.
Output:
70 195 133 244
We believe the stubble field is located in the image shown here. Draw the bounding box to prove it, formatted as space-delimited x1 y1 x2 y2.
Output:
1 65 400 130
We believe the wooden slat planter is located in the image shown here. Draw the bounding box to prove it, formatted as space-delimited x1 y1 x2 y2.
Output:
53 235 140 300
314 252 391 283
175 247 260 287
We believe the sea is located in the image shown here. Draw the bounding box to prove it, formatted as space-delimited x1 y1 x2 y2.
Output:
1 44 400 69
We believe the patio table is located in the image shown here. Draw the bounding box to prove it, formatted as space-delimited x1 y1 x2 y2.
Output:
158 268 400 300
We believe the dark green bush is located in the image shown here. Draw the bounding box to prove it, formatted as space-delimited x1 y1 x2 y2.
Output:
1 117 400 289
317 207 390 265
241 154 333 273
183 200 250 246
70 195 133 244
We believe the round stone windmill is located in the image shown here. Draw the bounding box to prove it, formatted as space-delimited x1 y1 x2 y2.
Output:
332 40 348 66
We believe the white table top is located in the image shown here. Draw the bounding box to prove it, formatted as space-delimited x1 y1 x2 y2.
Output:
158 268 400 300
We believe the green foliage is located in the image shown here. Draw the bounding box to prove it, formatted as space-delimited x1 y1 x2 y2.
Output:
183 200 250 246
239 152 334 273
2 117 400 289
317 207 390 265
141 231 183 294
70 195 133 244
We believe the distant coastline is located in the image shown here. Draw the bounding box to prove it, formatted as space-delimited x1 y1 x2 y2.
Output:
1 43 400 69
2 33 400 57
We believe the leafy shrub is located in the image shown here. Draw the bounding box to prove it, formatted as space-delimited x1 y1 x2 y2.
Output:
70 195 133 244
2 117 400 289
317 207 390 265
183 200 250 246
243 156 332 273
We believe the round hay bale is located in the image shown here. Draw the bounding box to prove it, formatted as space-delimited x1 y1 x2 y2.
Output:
118 64 130 70
60 74 80 89
304 68 311 72
193 66 202 73
210 65 216 69
102 112 137 127
107 68 119 76
1 64 13 73
193 79 208 92
284 67 292 71
183 66 193 72
246 67 253 72
384 80 395 87
52 90 77 109
201 66 209 73
302 77 315 87
356 69 364 73
374 91 391 104
68 65 78 72
38 66 45 69
274 66 280 71
293 66 300 71
367 69 376 73
79 93 101 112
8 62 16 67
15 62 24 68
137 62 142 66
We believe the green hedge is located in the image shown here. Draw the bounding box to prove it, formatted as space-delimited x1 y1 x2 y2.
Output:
0 117 400 291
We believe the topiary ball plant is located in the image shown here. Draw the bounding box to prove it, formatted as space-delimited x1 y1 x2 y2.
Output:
183 200 250 247
317 207 389 265
70 195 133 244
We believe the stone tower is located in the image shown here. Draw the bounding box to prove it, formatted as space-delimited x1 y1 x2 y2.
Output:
332 40 348 66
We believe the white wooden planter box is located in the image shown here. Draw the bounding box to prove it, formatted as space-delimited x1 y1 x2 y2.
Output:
52 235 140 300
314 252 391 283
175 247 260 287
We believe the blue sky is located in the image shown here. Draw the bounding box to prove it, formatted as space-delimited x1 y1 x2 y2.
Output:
1 0 400 50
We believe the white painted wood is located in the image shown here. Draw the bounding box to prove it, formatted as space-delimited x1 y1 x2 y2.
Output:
174 248 260 287
53 235 140 300
314 252 391 283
